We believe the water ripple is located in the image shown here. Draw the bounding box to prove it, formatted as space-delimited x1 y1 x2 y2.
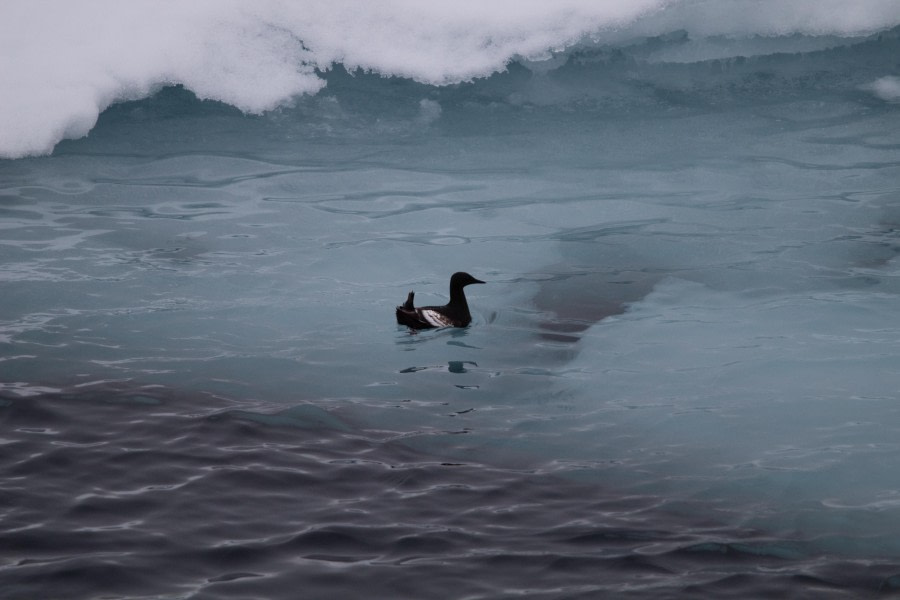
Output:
1 388 898 599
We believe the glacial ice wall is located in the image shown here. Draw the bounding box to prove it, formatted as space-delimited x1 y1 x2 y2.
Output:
2 0 900 158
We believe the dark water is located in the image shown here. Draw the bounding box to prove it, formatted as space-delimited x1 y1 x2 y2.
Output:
2 387 899 599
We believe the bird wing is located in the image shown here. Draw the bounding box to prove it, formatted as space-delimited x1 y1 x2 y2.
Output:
418 309 453 328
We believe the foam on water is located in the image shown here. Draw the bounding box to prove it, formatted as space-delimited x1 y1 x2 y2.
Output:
3 0 900 158
866 76 900 102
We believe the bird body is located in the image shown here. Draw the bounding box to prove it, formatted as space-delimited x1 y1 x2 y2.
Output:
396 272 485 329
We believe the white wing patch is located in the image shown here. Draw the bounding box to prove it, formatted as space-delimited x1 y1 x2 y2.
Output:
419 309 453 328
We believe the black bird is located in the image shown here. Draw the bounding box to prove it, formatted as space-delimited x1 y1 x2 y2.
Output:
396 272 485 329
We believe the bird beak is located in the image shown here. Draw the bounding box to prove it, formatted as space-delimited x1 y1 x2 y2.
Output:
473 278 485 284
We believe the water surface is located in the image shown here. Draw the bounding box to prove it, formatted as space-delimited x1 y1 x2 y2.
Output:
3 4 900 598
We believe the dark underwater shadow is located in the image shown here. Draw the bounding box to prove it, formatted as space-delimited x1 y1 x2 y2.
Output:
531 264 660 342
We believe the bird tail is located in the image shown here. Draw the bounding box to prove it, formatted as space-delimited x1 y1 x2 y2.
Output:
401 291 415 310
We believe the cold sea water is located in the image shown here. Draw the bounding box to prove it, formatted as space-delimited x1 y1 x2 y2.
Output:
3 2 900 598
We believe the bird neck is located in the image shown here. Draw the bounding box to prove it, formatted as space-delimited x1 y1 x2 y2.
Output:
449 285 469 308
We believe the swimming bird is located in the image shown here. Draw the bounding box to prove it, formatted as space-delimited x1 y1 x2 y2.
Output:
396 272 485 329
